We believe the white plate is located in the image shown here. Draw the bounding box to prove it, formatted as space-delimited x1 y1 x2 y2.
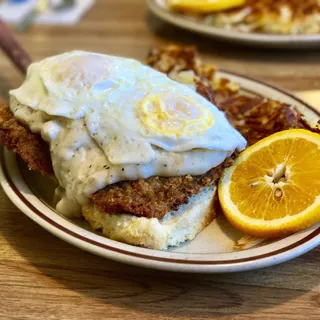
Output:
148 0 320 49
1 71 320 273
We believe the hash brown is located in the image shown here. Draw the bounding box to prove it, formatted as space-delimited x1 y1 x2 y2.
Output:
148 45 319 145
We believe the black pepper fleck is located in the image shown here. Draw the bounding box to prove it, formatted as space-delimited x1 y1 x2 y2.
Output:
121 168 124 171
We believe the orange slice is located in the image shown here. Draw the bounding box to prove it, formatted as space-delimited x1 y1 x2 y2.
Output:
168 0 246 14
218 129 320 238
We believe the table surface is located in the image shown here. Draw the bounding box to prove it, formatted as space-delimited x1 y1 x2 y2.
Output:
0 1 320 319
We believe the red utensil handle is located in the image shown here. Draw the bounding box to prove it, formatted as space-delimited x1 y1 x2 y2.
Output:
0 19 32 75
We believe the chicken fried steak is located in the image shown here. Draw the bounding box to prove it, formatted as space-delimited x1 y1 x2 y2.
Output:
1 45 318 221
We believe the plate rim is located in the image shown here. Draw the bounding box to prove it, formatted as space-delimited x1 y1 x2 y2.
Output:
148 0 320 47
1 70 319 273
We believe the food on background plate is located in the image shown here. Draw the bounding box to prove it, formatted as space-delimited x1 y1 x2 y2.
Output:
1 45 319 250
167 0 320 35
168 0 246 14
0 50 246 250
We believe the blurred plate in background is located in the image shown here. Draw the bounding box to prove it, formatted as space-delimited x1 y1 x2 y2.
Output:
148 0 320 49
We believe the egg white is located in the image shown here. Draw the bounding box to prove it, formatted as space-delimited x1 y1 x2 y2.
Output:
11 51 245 163
9 51 246 213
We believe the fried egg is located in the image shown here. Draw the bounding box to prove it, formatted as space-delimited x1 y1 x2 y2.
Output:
11 51 246 165
10 51 246 215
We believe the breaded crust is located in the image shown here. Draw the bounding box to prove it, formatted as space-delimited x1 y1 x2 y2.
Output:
0 104 53 175
91 157 234 219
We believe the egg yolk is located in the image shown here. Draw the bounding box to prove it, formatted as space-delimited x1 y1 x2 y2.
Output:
139 94 214 137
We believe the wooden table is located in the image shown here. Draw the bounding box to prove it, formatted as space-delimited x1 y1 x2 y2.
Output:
0 1 319 319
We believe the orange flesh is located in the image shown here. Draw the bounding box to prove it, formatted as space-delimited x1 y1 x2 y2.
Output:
230 138 320 221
